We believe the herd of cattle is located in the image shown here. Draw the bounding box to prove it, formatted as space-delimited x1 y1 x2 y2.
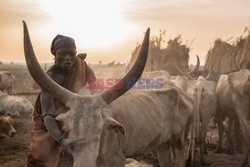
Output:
0 22 249 167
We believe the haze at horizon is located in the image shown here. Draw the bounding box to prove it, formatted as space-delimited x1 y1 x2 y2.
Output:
0 0 249 65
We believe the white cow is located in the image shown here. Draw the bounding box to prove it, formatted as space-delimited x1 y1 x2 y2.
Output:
23 21 195 167
0 91 33 117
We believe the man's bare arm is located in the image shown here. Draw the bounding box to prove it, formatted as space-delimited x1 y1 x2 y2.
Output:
40 90 63 143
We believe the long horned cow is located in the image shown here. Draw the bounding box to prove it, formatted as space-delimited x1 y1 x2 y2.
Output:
173 55 200 79
23 21 194 167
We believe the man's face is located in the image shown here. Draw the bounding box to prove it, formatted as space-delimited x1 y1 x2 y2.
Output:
55 47 76 71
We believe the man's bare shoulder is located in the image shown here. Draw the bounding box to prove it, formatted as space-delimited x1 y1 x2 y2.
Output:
46 65 61 77
45 65 65 84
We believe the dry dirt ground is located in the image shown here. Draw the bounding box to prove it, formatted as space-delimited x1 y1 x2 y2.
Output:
0 64 247 167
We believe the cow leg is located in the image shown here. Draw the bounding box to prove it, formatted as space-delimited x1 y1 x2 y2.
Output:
172 139 186 167
224 117 234 154
237 115 249 167
200 119 210 165
156 143 173 167
214 114 224 153
234 118 243 153
173 147 185 167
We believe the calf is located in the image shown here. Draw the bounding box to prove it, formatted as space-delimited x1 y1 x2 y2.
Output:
0 115 16 138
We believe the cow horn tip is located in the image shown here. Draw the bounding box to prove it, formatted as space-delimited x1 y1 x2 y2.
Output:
22 20 26 26
145 28 150 36
22 21 28 32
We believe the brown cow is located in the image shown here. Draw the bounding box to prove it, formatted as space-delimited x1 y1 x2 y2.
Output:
0 115 16 139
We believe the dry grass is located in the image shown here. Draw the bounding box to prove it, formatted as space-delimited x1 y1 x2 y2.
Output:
129 31 191 75
204 27 250 73
236 34 250 67
203 39 238 73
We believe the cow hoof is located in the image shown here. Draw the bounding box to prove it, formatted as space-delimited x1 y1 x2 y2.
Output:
0 135 5 139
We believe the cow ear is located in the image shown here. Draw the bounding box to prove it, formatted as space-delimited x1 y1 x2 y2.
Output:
102 108 125 134
6 116 13 124
105 117 125 134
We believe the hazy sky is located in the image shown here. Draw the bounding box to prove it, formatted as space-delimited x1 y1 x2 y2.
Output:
0 0 249 64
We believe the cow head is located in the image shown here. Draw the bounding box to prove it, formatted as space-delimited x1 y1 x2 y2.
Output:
173 55 200 79
23 21 149 167
0 115 16 138
228 69 250 101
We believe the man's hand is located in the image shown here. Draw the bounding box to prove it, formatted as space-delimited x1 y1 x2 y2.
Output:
61 138 86 153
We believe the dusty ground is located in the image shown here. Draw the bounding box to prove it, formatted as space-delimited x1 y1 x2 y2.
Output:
0 64 248 167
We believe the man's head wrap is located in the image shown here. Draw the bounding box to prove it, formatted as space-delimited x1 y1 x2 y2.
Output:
50 35 76 56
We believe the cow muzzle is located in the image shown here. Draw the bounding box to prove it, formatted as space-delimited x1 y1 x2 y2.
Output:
67 138 87 153
9 130 16 137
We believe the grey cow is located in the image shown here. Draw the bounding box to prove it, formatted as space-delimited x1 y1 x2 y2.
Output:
171 76 217 165
23 21 195 167
216 67 250 167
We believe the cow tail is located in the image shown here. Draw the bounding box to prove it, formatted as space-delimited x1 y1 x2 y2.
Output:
190 84 204 166
196 84 204 142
